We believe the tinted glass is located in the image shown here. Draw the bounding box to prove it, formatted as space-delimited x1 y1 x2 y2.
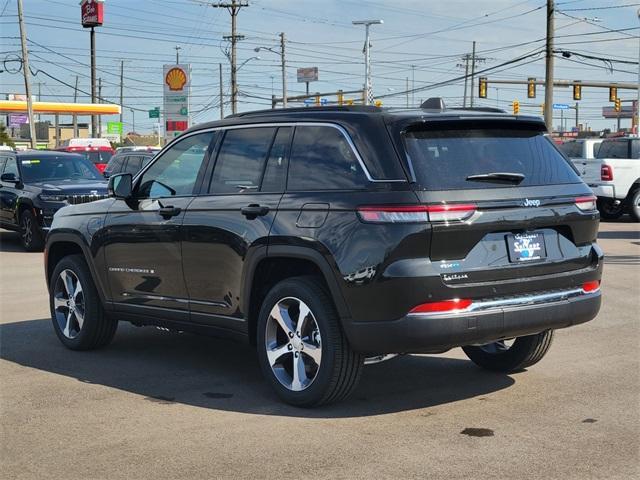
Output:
137 132 214 198
558 140 583 158
597 140 630 159
105 155 126 174
3 156 18 176
210 127 276 194
261 127 291 192
288 126 367 191
403 128 581 190
123 155 143 174
0 156 7 173
82 151 112 164
19 154 102 182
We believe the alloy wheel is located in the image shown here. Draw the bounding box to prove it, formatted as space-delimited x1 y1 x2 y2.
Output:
53 269 85 339
265 297 322 392
21 215 33 247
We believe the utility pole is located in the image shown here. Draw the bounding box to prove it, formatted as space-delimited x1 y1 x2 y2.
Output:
17 0 37 149
544 0 555 131
280 32 287 108
353 19 383 105
219 63 224 119
411 64 415 106
461 54 470 107
175 45 181 64
90 27 97 137
636 8 640 136
97 77 102 138
406 77 409 108
119 60 124 141
36 82 41 121
470 41 477 107
575 102 579 130
213 1 249 115
73 75 79 137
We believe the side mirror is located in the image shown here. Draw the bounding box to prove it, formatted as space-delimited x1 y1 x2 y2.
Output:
1 172 19 183
108 173 133 199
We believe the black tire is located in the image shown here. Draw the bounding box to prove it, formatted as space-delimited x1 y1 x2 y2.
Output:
49 254 117 350
256 276 364 407
20 210 44 251
596 198 624 220
629 189 640 222
462 330 554 373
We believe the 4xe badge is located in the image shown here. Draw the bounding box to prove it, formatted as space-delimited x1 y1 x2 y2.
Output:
523 198 541 207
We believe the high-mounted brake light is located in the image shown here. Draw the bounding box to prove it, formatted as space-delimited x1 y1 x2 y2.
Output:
357 204 476 224
582 280 600 293
575 195 597 212
601 164 613 181
409 298 473 314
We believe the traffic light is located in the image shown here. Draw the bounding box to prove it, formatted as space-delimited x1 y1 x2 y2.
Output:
573 82 582 101
478 77 487 98
614 98 621 112
527 78 536 98
541 104 545 114
512 100 520 115
609 86 618 102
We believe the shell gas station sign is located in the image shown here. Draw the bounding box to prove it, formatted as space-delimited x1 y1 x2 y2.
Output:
163 64 191 140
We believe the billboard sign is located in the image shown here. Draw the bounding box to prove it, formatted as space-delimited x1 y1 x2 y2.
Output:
602 105 634 119
106 121 122 135
297 67 318 83
80 0 104 28
163 64 191 140
8 114 28 127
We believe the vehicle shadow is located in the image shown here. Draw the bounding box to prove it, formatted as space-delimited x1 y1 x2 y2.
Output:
0 229 25 253
0 319 515 418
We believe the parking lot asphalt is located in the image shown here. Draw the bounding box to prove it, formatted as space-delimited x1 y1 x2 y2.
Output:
1 220 639 480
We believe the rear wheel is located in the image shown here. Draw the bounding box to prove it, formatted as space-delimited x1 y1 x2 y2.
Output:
256 276 364 407
49 254 117 350
462 330 554 373
629 189 640 222
597 198 624 220
20 210 44 251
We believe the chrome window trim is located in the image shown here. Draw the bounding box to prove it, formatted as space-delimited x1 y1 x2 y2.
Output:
135 121 407 184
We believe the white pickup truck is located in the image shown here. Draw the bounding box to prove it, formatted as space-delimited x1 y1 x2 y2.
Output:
580 137 640 221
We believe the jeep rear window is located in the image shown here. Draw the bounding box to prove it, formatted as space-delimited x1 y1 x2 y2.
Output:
403 128 581 190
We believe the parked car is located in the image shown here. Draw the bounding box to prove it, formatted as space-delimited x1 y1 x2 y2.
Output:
57 138 114 174
44 101 602 406
115 146 161 154
0 150 108 250
558 138 603 176
582 137 640 221
103 151 156 178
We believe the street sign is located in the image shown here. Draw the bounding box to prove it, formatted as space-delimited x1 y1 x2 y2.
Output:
320 98 328 105
148 108 160 119
553 103 570 110
303 98 314 105
297 67 319 83
106 121 122 135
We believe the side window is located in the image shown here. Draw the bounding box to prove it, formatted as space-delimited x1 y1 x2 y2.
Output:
631 140 640 159
261 127 291 192
209 127 276 194
123 155 143 174
287 126 368 191
107 155 126 174
3 157 19 177
0 156 7 173
137 132 214 198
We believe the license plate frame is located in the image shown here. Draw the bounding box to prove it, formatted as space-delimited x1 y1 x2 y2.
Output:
506 232 547 263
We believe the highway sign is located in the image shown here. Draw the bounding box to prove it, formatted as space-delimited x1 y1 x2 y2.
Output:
148 107 160 119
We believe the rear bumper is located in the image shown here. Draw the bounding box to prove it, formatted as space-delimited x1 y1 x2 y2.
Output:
345 289 601 354
590 183 616 200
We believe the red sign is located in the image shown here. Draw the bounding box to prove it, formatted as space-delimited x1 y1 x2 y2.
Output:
166 120 188 132
80 0 104 28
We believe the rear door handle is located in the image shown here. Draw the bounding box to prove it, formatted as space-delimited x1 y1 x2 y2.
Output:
241 204 269 219
158 205 182 218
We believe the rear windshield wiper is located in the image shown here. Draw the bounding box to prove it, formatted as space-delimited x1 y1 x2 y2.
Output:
465 172 525 185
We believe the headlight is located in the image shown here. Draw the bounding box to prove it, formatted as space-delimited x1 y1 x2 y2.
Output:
38 194 68 202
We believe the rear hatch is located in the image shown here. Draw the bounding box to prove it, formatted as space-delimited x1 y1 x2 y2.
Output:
396 118 598 289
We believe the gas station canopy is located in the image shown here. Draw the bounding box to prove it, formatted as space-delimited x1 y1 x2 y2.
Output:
0 100 121 116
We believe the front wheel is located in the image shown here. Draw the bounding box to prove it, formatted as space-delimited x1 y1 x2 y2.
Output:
20 210 44 251
462 330 554 373
256 276 364 407
629 189 640 222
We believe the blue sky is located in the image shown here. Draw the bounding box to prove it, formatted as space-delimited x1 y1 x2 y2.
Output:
1 0 638 133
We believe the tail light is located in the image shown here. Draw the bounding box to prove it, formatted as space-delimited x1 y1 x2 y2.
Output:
357 204 476 224
575 195 597 212
601 164 613 181
409 298 472 314
582 280 600 293
95 163 107 173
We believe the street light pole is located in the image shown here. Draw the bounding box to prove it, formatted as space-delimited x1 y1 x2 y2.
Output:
90 26 97 137
280 32 287 108
16 0 37 149
353 19 383 105
131 109 135 135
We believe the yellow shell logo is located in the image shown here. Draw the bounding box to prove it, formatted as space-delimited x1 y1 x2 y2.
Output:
165 67 187 91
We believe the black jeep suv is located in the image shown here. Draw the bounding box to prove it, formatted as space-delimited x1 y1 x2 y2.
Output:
44 102 603 406
0 150 108 251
